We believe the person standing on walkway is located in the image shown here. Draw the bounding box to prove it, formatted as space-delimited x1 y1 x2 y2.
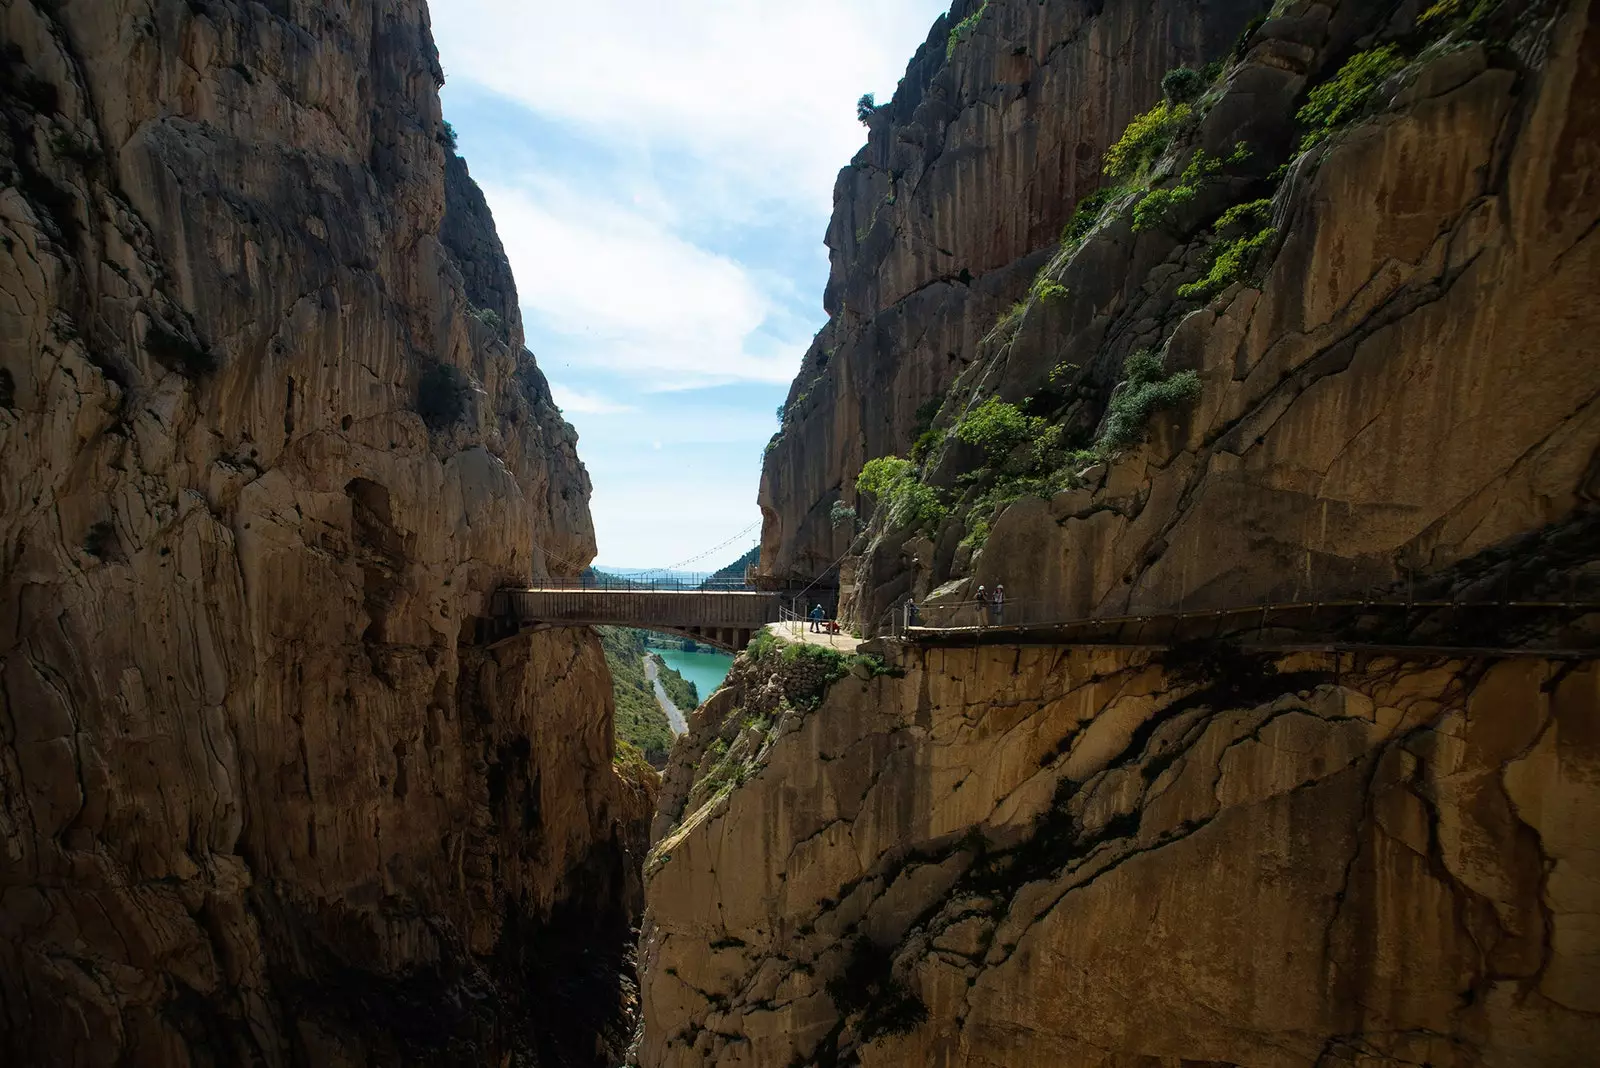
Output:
994 583 1006 625
810 603 824 632
976 585 990 627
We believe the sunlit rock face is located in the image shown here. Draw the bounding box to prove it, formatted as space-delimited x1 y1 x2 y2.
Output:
759 0 1600 635
650 0 1600 1064
638 643 1600 1067
0 1 649 1064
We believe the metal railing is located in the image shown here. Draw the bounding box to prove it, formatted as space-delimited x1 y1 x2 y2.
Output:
529 571 761 592
892 595 1600 651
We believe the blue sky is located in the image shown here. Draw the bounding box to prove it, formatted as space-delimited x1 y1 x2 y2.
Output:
430 0 951 569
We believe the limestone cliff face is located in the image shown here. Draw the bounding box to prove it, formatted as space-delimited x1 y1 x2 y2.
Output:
760 0 1600 634
639 638 1600 1067
759 0 1264 585
0 1 647 1065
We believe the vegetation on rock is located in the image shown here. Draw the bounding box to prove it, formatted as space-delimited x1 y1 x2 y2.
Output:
1296 45 1406 149
945 2 988 59
856 456 946 533
1098 349 1202 450
598 626 676 767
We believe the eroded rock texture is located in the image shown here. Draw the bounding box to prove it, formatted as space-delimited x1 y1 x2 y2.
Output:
639 642 1600 1067
760 0 1600 634
0 1 648 1064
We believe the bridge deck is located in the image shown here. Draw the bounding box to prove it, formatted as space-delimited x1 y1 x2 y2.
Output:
492 588 783 651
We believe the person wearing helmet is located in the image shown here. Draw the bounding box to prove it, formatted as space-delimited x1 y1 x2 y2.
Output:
976 584 990 627
994 583 1006 625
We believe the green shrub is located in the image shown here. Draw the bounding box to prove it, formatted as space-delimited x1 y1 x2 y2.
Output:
1099 349 1202 451
829 501 858 529
946 2 988 59
1104 100 1193 181
1176 224 1276 301
956 397 1033 461
468 305 504 334
1030 275 1069 302
1296 45 1406 150
857 93 876 124
1132 149 1227 233
441 120 458 152
417 364 472 430
1062 186 1118 247
856 455 946 533
1161 66 1206 103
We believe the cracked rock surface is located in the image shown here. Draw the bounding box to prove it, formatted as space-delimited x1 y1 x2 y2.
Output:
0 1 650 1065
759 0 1600 633
637 642 1600 1067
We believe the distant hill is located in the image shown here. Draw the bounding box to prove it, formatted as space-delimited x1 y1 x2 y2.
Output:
701 545 760 589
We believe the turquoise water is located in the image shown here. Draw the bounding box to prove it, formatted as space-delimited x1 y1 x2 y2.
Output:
652 647 735 705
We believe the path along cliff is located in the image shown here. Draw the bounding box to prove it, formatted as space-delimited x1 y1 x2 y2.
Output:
0 1 650 1064
638 0 1600 1064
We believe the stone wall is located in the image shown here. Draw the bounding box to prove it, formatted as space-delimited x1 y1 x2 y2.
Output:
0 1 647 1064
637 638 1600 1067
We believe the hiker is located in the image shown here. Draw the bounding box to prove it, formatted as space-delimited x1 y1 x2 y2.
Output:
994 583 1006 625
976 584 990 626
905 598 920 629
810 602 824 632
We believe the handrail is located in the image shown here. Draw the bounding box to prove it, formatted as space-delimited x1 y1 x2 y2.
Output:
895 594 1600 645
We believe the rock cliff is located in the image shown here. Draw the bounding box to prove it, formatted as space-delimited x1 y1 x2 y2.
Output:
0 1 648 1065
759 0 1600 636
640 636 1599 1067
641 0 1600 1064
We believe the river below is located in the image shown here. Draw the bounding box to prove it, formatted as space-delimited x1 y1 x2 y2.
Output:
651 645 735 705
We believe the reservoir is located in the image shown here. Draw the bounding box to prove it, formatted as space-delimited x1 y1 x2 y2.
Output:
651 645 735 705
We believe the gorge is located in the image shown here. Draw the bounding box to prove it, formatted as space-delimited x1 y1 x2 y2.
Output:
1 0 1596 1067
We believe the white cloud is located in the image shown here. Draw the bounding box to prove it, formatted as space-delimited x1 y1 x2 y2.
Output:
550 384 634 414
484 180 807 387
432 0 951 215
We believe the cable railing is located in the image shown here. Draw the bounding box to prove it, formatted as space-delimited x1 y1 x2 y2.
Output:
525 571 765 593
893 594 1600 652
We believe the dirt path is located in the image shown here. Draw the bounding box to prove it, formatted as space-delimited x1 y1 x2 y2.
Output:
765 620 862 653
642 654 688 734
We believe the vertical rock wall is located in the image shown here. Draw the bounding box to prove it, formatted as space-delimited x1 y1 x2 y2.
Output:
758 0 1264 584
638 639 1600 1067
0 1 647 1064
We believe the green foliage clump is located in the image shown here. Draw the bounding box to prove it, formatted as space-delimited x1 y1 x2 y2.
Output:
417 364 472 430
1030 274 1069 303
598 627 675 766
1161 66 1206 103
1131 148 1222 233
469 305 505 334
857 93 876 124
829 501 858 530
1061 186 1118 248
1103 100 1193 181
441 121 458 152
1177 215 1277 302
946 2 988 59
1099 349 1202 451
856 455 946 533
1296 45 1406 150
956 397 1035 462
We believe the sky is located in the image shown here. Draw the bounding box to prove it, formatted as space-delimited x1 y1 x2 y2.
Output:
430 0 952 570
